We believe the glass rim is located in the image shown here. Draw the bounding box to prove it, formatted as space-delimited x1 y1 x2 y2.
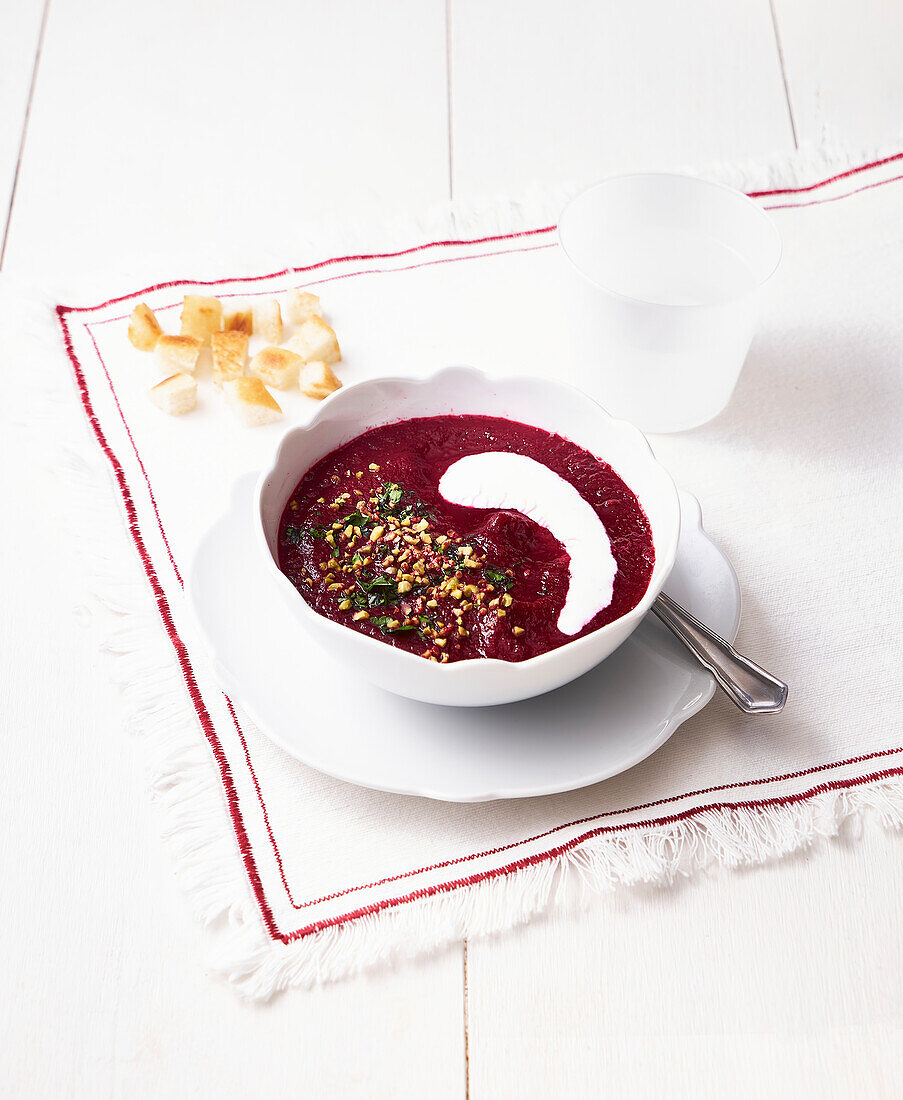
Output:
557 172 783 310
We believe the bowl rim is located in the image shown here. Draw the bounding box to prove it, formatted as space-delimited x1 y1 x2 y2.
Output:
557 171 783 309
253 365 681 682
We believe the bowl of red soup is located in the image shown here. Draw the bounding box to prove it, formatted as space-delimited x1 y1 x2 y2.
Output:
255 366 680 706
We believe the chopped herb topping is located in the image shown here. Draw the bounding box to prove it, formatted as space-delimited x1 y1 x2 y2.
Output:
484 566 514 591
369 616 418 635
374 480 434 521
297 478 516 656
376 482 405 511
340 510 373 530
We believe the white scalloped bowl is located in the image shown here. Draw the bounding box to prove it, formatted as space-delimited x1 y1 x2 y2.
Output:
255 366 680 707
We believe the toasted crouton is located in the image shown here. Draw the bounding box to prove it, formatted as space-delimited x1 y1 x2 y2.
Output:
249 345 301 389
128 303 162 351
252 299 282 344
285 316 341 364
155 334 202 374
285 289 322 324
180 295 222 344
211 331 248 386
299 360 342 400
224 308 253 335
223 378 282 427
149 373 197 416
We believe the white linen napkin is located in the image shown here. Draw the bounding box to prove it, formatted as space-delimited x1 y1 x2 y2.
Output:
15 147 903 998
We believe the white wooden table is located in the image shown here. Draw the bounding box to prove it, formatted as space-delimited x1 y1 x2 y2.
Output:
2 2 902 1095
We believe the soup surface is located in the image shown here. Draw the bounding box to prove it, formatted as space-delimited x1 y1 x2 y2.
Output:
277 415 655 664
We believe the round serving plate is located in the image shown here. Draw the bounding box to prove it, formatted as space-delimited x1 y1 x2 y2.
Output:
187 479 740 802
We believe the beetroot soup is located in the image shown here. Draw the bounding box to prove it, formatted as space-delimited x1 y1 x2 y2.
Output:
277 415 654 664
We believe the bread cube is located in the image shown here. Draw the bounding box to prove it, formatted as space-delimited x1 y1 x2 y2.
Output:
223 377 282 427
211 330 248 386
299 360 342 400
155 334 202 374
128 303 162 351
285 316 341 365
180 295 222 344
252 299 282 344
149 373 197 416
249 345 301 389
223 308 253 335
285 289 322 324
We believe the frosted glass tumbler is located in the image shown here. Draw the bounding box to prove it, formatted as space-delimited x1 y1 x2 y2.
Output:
557 174 782 433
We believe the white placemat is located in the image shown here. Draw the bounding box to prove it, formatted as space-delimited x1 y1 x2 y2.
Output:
8 147 902 998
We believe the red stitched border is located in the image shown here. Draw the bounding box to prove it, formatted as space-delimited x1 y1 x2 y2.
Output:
58 306 283 942
763 171 903 212
61 156 903 942
60 149 903 320
249 744 903 914
281 764 903 941
748 149 903 198
225 697 305 910
66 227 558 316
89 240 559 329
86 326 183 587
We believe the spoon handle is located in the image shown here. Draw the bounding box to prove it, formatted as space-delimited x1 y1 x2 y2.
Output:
652 592 788 714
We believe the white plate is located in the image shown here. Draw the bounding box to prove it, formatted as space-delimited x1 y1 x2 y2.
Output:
188 479 740 802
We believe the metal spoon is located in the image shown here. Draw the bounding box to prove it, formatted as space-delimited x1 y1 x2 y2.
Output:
652 592 788 714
